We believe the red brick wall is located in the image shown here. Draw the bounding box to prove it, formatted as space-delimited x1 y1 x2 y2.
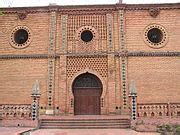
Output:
128 57 180 103
125 8 180 104
126 9 180 51
0 59 48 105
0 5 179 115
0 13 49 55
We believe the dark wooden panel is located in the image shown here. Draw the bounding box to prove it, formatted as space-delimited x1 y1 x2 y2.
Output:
74 88 101 115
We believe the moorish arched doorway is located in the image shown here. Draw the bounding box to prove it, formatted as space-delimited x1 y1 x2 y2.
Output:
72 73 102 115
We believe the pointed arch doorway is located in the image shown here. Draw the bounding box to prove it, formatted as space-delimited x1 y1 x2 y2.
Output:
72 73 102 115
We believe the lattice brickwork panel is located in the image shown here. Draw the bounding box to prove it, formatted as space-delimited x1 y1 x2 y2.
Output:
170 103 180 117
137 103 180 118
67 56 108 78
67 15 107 40
1 104 31 120
137 103 168 118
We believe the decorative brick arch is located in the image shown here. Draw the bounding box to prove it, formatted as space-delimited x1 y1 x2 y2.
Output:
68 69 107 115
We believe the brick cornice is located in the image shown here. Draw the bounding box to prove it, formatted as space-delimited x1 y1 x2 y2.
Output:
125 3 180 10
0 3 179 14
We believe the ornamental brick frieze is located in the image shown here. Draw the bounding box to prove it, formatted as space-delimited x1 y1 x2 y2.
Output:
1 104 31 120
59 10 113 15
58 6 115 14
137 103 180 118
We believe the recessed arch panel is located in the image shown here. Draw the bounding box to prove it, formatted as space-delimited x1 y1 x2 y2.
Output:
72 73 102 115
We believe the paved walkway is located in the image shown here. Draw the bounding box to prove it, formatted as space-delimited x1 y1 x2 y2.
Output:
0 127 160 135
30 129 160 135
0 127 32 135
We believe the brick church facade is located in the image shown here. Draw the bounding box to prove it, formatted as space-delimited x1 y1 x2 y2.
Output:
0 3 179 130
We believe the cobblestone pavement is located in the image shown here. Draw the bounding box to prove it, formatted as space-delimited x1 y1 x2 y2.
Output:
30 129 160 135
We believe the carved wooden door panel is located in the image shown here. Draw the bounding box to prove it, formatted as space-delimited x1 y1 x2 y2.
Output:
74 88 101 115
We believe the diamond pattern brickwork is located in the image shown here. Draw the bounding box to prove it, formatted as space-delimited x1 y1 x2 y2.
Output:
67 56 108 78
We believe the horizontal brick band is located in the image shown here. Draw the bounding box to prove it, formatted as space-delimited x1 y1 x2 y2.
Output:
0 52 179 59
66 51 180 57
0 54 60 59
122 51 180 57
126 52 180 57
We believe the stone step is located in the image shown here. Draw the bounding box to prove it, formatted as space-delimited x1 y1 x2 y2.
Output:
41 123 130 126
40 118 130 129
41 120 129 123
41 122 129 125
40 125 130 129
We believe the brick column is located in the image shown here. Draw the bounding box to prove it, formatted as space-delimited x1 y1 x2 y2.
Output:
46 10 57 115
119 10 129 114
59 14 68 114
107 54 116 114
31 80 41 120
59 55 67 114
114 11 121 114
129 80 137 120
106 13 116 114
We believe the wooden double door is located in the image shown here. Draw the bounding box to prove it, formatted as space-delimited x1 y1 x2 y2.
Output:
73 73 102 115
74 88 101 115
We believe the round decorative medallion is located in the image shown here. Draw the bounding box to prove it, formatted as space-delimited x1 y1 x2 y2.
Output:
10 26 32 49
148 8 160 18
144 24 168 49
76 26 97 44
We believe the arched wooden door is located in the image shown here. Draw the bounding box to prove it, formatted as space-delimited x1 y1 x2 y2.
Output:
72 73 102 115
